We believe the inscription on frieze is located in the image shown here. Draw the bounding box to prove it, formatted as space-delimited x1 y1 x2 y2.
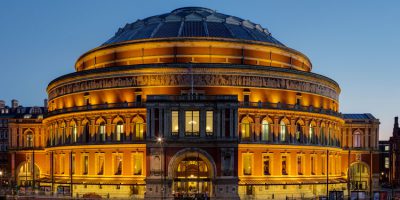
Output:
49 74 338 100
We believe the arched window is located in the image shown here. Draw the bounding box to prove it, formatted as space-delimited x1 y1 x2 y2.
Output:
133 116 145 140
320 124 326 145
72 123 77 143
98 122 106 142
26 132 33 148
280 120 287 142
83 122 90 143
261 120 270 141
241 117 251 140
115 121 124 141
296 123 302 143
61 123 66 144
309 123 315 144
353 131 361 148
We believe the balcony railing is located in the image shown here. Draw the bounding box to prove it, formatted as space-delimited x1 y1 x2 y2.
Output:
240 134 342 148
239 101 342 117
47 102 145 116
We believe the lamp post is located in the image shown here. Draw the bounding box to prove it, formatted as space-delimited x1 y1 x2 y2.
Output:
157 137 165 200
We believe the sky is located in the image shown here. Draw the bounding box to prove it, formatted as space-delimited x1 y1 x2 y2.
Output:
0 1 399 140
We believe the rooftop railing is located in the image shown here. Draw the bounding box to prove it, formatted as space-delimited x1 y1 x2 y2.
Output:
47 100 341 118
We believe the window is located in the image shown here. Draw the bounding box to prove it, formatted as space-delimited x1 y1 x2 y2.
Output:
61 125 66 144
311 156 316 175
83 123 90 143
134 122 144 140
320 125 325 144
133 153 143 175
282 156 288 175
261 120 269 141
309 123 315 143
297 156 303 175
296 123 302 142
385 145 390 151
97 154 105 175
263 155 270 175
99 122 106 142
206 111 213 135
171 111 179 135
82 155 89 175
60 155 65 174
385 157 389 169
280 120 287 142
116 122 124 141
241 118 251 140
353 131 361 148
243 154 252 175
72 124 77 143
185 111 200 136
71 154 75 174
26 133 33 147
114 155 123 175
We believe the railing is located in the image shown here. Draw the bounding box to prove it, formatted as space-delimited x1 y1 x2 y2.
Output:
46 133 145 148
239 101 342 117
240 134 342 148
47 102 145 116
47 100 340 118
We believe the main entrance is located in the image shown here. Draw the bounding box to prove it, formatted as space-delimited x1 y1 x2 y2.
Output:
169 149 215 197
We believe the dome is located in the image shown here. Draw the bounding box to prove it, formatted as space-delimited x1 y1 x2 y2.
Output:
103 7 285 46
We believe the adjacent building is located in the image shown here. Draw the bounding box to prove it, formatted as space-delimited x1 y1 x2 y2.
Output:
6 7 381 199
390 117 400 187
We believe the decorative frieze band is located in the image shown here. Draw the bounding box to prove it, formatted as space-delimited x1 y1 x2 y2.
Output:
48 73 339 100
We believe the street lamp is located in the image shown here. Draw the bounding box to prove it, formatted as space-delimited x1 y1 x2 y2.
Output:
156 137 165 199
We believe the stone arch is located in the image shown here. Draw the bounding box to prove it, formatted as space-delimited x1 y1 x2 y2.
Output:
16 161 41 186
348 161 370 191
95 116 106 125
112 115 125 124
167 148 217 179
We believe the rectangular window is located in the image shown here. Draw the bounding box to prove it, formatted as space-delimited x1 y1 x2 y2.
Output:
185 111 200 136
116 123 123 141
82 155 89 175
133 153 143 175
206 111 213 135
263 155 270 175
385 145 390 151
171 111 179 135
243 153 252 175
297 156 303 175
71 154 75 174
97 154 105 175
282 156 288 175
311 156 315 175
385 157 390 169
60 155 65 174
114 154 123 175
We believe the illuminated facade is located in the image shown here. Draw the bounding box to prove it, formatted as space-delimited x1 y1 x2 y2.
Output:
8 7 381 199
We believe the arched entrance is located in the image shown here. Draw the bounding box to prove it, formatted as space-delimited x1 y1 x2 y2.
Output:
168 148 216 197
16 161 40 187
349 162 369 191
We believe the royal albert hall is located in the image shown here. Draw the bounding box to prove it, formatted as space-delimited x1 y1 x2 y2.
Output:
9 7 381 199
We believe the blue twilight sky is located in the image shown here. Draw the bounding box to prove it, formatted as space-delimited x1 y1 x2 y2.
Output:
0 1 399 140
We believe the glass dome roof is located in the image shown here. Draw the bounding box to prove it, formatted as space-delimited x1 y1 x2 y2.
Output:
103 7 285 46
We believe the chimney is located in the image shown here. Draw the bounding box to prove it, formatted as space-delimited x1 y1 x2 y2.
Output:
11 99 19 108
394 116 399 137
0 100 4 108
44 99 48 108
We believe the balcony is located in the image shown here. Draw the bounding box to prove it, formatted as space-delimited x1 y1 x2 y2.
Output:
240 134 342 148
46 102 145 117
239 101 342 117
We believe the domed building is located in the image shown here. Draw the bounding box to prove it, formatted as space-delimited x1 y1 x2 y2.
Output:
8 7 380 199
